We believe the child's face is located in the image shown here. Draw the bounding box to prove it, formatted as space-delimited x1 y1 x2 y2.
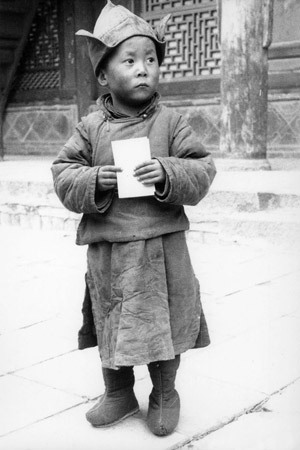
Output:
98 36 160 116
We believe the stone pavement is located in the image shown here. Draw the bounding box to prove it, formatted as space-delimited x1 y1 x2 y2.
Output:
0 225 299 450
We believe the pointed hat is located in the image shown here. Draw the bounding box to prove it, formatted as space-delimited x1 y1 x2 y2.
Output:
76 0 170 77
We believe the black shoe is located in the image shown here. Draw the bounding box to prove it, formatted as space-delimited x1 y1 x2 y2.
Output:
86 366 139 427
147 355 180 436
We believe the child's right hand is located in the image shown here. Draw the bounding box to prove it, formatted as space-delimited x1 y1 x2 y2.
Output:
97 165 122 191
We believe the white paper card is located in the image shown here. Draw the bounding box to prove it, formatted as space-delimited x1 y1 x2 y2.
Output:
111 137 155 198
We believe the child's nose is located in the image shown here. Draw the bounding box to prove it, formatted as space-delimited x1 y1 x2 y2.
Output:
136 62 147 77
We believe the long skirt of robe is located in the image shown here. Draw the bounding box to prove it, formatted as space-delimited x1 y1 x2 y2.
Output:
86 231 210 369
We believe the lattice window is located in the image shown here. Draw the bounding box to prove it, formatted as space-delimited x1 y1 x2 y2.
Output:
13 0 60 91
141 0 220 80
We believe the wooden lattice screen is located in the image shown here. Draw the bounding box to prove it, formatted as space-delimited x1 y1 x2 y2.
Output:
13 0 60 91
141 0 220 80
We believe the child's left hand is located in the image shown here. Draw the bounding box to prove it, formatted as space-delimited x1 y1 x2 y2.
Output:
134 159 166 186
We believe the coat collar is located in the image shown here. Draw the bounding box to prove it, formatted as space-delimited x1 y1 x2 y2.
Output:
97 92 160 121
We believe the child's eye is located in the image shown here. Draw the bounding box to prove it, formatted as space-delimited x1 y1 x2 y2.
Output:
147 57 155 63
124 58 134 65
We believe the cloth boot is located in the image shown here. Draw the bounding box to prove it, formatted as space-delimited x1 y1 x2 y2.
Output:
147 355 180 436
86 366 139 427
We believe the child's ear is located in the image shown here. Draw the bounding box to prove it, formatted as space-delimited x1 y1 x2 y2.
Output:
98 70 108 86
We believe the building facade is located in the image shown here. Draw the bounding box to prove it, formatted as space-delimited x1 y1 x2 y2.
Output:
1 0 300 158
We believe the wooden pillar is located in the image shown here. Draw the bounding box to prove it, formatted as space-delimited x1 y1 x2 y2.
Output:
219 0 273 168
73 0 100 118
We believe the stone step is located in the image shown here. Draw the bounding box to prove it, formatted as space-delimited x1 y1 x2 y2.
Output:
187 208 300 245
194 190 300 213
1 194 299 246
203 169 300 212
0 199 80 233
1 170 300 213
0 159 299 244
0 179 55 200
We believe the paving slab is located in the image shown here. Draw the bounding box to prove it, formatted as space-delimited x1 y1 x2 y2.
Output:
0 374 84 437
0 225 299 449
13 345 266 440
187 240 267 274
198 250 300 298
184 379 300 450
174 368 265 438
184 412 300 450
0 370 265 450
266 378 300 414
203 272 300 339
14 350 152 402
0 403 186 450
182 316 300 395
0 320 77 375
15 348 104 400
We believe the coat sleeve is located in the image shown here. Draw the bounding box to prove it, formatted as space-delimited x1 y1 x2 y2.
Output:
51 119 114 214
155 114 216 206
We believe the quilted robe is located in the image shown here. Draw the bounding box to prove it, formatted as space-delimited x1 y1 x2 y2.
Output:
52 94 216 368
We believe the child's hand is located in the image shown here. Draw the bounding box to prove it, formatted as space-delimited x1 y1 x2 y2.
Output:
134 159 166 186
97 165 122 191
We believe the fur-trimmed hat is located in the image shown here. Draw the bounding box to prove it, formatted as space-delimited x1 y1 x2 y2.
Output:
76 0 170 77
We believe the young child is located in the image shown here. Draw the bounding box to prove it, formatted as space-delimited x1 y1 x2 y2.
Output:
52 0 216 437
